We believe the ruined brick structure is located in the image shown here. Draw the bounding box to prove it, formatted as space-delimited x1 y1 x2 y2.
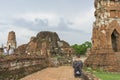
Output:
85 0 120 72
7 31 17 49
0 55 48 79
16 31 74 57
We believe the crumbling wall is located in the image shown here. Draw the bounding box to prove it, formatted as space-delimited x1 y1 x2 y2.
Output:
85 0 120 72
0 55 48 80
16 31 74 57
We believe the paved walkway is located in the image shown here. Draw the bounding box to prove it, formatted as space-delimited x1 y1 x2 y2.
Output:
20 66 83 80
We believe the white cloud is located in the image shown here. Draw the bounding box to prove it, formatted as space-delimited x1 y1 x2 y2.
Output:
0 25 36 46
11 26 36 46
58 31 91 45
69 8 95 33
0 1 95 46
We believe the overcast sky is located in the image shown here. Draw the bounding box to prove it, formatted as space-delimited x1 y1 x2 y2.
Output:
0 0 95 47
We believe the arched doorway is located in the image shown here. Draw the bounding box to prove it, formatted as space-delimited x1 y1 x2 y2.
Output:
111 29 119 52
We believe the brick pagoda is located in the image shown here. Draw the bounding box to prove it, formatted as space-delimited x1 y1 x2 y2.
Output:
85 0 120 72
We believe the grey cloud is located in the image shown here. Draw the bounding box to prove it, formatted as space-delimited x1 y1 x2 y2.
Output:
54 18 91 35
13 18 49 31
0 22 5 25
34 19 48 26
13 19 33 27
0 22 9 25
12 17 90 35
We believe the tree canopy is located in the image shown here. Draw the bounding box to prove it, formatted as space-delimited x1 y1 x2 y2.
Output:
71 41 92 55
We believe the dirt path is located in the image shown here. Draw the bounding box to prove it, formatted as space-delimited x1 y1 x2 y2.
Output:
20 66 83 80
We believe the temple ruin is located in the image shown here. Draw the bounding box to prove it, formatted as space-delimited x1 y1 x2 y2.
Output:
85 0 120 72
16 31 74 57
7 31 17 49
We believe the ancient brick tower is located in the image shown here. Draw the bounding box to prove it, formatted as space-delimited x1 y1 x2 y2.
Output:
85 0 120 72
7 31 17 49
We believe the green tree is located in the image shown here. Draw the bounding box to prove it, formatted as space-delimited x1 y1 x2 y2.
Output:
71 41 92 55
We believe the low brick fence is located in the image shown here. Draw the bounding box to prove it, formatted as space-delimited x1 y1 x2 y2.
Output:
0 55 48 80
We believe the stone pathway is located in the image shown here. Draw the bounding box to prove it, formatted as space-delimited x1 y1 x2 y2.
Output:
20 66 83 80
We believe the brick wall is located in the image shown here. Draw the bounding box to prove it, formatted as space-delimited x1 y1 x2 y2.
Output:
0 55 48 80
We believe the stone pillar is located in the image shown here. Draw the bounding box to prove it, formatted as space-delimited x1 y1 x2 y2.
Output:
7 31 17 49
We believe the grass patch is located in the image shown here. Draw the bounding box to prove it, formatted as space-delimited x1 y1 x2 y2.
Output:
84 67 120 80
94 72 120 80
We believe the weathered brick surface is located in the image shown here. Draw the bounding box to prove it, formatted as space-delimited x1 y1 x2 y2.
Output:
16 31 74 57
7 31 17 49
85 0 120 72
0 55 48 80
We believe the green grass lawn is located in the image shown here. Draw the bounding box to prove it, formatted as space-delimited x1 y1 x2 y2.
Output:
84 68 120 80
94 72 120 80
